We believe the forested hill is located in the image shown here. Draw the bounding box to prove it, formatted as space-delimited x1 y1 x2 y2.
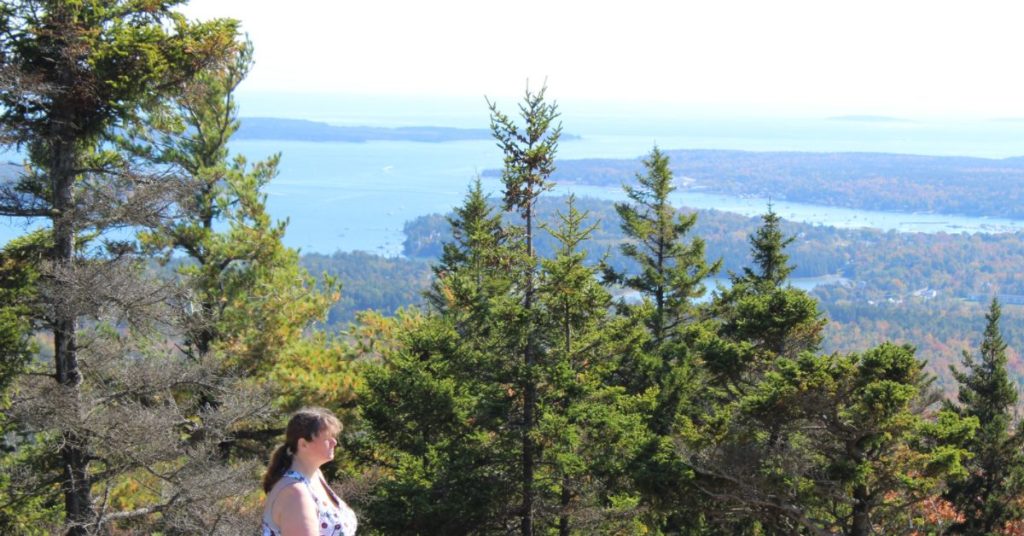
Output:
487 149 1024 218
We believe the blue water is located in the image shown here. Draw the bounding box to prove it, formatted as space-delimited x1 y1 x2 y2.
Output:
4 109 1024 255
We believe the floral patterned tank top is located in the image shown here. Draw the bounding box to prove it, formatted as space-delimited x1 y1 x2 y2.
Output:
261 470 357 536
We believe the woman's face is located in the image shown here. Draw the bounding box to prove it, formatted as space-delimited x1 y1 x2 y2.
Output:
301 427 338 465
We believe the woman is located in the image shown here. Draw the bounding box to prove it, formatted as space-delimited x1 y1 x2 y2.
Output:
261 407 357 536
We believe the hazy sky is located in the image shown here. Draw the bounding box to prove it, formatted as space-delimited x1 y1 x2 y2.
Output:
180 0 1024 118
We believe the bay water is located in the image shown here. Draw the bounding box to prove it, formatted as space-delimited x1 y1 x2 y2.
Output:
4 111 1024 256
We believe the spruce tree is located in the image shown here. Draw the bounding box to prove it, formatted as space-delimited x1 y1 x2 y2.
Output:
712 343 974 536
362 94 651 534
945 298 1024 535
606 145 720 358
426 178 508 322
360 182 517 534
536 197 649 535
488 84 561 536
603 147 720 533
742 203 794 287
705 206 824 388
677 207 826 532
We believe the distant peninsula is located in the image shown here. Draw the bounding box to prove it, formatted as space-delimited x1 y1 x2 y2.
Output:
482 149 1024 220
236 117 580 143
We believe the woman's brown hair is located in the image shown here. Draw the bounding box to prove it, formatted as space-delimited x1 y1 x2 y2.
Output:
261 407 342 493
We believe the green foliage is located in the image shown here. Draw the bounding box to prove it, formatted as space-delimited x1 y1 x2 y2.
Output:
0 431 63 534
426 178 510 317
360 181 650 532
133 32 342 393
715 343 974 535
605 146 721 352
703 209 825 389
944 299 1024 534
0 2 249 532
488 85 562 222
740 205 793 287
0 231 45 398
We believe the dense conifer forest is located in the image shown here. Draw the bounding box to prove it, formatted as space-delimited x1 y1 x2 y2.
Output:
1 2 1022 535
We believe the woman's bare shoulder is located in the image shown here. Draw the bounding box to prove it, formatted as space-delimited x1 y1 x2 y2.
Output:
273 480 313 508
270 479 318 533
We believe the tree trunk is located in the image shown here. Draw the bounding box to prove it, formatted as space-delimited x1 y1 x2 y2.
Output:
521 201 535 536
850 484 870 536
52 137 91 536
558 475 571 536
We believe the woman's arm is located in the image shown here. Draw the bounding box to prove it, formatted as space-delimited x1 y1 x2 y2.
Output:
272 483 319 536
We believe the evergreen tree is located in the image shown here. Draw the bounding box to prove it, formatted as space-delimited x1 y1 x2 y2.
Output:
705 343 973 536
705 206 824 390
133 36 342 388
359 157 524 534
0 3 266 532
488 84 561 536
536 197 649 535
741 203 793 287
426 178 508 322
944 298 1024 535
673 208 826 533
601 147 720 534
606 146 720 352
362 95 651 534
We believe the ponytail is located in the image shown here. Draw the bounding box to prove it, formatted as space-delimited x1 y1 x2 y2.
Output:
262 444 294 493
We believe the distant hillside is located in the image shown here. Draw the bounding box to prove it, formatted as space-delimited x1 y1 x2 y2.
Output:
490 149 1024 219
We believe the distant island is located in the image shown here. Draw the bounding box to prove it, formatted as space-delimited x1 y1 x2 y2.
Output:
236 117 580 143
826 115 910 123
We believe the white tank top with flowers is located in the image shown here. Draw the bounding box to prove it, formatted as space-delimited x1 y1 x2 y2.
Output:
261 470 357 536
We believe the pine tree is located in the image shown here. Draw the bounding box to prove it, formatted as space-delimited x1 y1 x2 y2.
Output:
134 37 340 384
945 298 1024 535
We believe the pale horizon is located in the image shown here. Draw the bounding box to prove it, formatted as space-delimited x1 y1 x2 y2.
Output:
181 0 1024 120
